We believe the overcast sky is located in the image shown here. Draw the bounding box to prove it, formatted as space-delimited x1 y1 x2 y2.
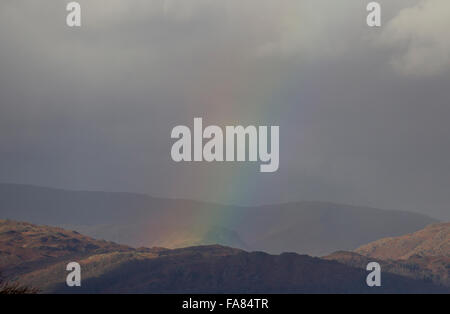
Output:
1 0 449 220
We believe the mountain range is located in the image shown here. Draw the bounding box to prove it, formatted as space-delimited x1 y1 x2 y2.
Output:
0 183 438 256
1 219 448 294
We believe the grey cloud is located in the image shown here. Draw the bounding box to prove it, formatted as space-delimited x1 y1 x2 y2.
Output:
379 0 450 76
0 0 449 220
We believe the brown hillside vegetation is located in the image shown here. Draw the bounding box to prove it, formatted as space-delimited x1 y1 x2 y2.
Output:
0 219 132 277
1 220 448 293
325 223 449 287
325 251 450 287
355 222 449 260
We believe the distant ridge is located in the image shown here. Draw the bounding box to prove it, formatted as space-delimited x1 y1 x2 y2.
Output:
0 183 438 256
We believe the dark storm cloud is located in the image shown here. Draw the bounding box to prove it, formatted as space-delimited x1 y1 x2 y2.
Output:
0 0 449 219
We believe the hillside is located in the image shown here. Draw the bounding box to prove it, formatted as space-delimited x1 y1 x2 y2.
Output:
325 223 450 287
355 222 449 259
0 183 437 256
325 251 450 287
1 220 447 293
0 219 132 278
